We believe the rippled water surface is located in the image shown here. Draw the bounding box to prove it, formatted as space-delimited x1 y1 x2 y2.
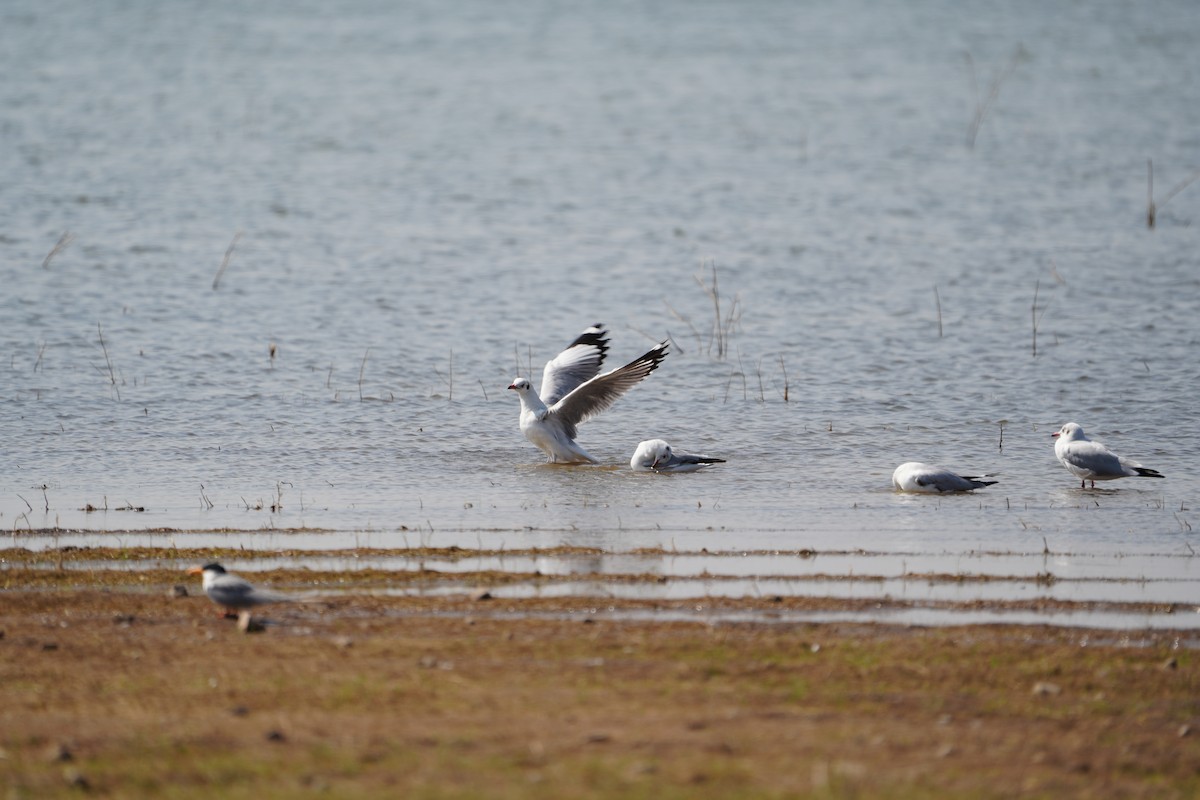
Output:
3 0 1199 625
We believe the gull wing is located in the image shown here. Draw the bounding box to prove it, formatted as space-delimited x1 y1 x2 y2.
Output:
662 449 725 471
539 325 609 406
208 574 261 606
1061 441 1126 477
550 341 668 440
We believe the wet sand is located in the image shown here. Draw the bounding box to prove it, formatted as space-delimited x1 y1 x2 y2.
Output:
3 574 1199 798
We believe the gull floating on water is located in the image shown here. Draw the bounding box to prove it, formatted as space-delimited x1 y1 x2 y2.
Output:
188 563 292 628
1051 422 1164 489
631 439 725 472
892 462 997 493
508 325 668 464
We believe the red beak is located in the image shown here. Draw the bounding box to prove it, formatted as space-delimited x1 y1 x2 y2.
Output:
507 384 517 390
1051 432 1060 438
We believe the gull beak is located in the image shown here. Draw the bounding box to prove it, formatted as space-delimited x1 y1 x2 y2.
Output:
507 384 517 390
187 566 203 575
1051 432 1060 439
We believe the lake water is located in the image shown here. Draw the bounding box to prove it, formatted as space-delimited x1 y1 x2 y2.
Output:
3 0 1199 628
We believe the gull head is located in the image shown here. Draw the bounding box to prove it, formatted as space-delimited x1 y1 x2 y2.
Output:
507 377 532 393
631 439 671 470
187 562 227 588
1052 422 1086 441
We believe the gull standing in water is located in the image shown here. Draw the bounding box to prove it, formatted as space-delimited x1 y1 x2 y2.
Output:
508 325 668 464
1051 422 1164 488
630 439 725 473
892 462 997 493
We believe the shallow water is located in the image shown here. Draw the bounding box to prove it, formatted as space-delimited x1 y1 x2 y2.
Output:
3 0 1199 627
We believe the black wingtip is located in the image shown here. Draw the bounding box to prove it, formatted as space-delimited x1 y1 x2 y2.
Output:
644 340 669 370
566 325 611 357
1134 467 1165 479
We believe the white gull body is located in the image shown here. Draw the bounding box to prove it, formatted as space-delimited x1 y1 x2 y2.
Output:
508 325 668 464
1051 422 1164 488
630 439 725 473
892 462 997 493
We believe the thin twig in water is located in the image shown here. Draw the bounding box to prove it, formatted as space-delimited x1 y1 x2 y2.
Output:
735 348 748 401
1146 158 1200 229
933 285 943 338
965 48 1022 149
41 231 75 270
478 379 489 401
663 299 703 352
695 262 740 359
1031 278 1051 357
358 348 370 402
432 350 454 401
778 354 790 402
97 322 120 400
212 231 243 290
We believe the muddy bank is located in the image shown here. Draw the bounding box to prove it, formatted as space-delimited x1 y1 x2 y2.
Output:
2 587 1199 798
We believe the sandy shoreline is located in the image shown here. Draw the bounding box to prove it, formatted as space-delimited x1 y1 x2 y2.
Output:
3 579 1199 798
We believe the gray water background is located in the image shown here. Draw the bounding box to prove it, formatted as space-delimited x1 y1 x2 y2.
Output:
3 0 1199 621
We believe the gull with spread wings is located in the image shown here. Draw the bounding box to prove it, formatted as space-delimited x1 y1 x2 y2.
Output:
508 324 668 464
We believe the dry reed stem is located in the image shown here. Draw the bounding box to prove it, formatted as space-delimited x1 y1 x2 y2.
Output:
1146 158 1200 229
358 348 370 402
1031 278 1051 357
97 322 120 400
933 285 943 338
965 48 1022 149
662 299 703 352
212 231 243 290
41 231 74 270
432 350 454 400
694 263 741 360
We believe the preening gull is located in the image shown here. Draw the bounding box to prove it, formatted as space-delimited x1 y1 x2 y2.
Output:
892 462 997 493
508 325 668 464
1052 422 1164 488
631 439 725 473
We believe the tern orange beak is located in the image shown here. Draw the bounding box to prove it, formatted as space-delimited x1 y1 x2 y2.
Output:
187 566 203 575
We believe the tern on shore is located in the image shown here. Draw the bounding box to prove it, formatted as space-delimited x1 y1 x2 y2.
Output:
508 325 668 464
892 462 997 493
1051 422 1164 488
630 439 725 473
187 563 292 620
